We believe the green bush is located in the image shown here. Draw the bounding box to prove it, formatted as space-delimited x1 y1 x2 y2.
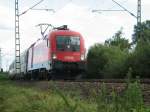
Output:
130 42 150 78
96 80 149 112
131 20 150 78
87 44 108 78
87 43 129 78
0 73 8 81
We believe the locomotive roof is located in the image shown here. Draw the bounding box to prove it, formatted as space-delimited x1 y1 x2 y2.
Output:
49 29 82 36
28 29 82 49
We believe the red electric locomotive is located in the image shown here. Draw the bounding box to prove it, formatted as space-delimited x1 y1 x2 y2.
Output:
9 25 86 80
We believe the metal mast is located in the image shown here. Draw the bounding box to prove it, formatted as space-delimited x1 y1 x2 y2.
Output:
14 0 45 74
137 0 141 40
15 0 21 74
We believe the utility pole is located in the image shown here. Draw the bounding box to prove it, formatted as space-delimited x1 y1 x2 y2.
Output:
137 0 141 27
15 0 21 74
14 0 45 74
137 0 141 40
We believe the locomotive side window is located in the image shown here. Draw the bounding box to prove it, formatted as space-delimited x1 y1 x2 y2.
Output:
56 36 80 51
47 39 50 48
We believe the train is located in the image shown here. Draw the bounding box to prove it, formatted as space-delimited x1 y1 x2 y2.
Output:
9 25 86 80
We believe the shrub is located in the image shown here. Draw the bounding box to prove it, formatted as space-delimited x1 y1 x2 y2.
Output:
130 42 150 78
96 80 147 112
87 43 129 78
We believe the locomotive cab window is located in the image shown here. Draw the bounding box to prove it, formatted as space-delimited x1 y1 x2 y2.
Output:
56 36 80 51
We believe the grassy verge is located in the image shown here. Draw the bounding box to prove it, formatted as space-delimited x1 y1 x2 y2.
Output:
0 77 96 112
0 73 150 112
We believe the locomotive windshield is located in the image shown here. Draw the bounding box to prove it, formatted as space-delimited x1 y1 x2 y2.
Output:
56 36 80 51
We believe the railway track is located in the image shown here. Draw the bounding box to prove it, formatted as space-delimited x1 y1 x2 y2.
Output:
14 78 150 105
54 78 150 83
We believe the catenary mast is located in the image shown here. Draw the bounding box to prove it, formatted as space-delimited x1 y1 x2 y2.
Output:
15 0 21 74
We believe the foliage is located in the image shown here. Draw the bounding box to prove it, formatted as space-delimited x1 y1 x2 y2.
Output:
102 46 129 78
96 83 109 112
87 20 150 78
0 80 96 112
130 20 150 78
129 42 150 78
105 28 131 50
87 44 108 78
126 67 133 83
87 43 129 78
54 85 78 112
96 80 149 112
132 20 150 44
0 73 8 81
123 81 144 111
0 76 150 112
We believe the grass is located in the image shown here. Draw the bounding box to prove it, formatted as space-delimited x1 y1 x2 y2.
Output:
0 73 96 112
0 73 150 112
0 85 96 112
0 72 8 81
96 82 150 112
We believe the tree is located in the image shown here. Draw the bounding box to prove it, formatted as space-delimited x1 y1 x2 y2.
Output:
87 44 108 78
105 28 130 51
87 43 128 78
130 20 150 78
130 42 150 78
132 20 150 44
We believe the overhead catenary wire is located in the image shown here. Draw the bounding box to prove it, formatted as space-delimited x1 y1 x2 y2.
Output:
19 0 44 16
92 0 137 19
92 9 126 12
107 0 128 10
111 0 136 17
31 8 55 13
111 0 137 18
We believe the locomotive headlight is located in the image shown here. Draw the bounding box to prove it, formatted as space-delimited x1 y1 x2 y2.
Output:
52 53 57 59
80 54 85 61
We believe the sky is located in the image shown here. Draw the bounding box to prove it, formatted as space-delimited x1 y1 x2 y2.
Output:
0 0 149 70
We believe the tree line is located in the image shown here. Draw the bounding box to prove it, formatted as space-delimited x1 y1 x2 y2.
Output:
87 20 150 78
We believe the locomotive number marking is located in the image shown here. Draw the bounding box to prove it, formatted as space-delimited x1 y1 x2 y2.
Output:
64 56 74 60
